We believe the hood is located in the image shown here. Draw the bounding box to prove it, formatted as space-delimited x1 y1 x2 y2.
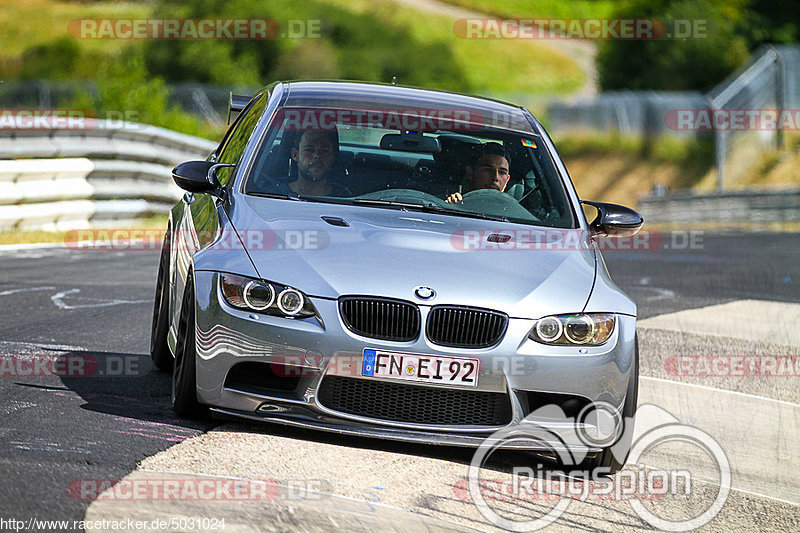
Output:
231 196 597 319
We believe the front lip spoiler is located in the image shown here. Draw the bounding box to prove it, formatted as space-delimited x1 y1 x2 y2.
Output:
210 406 602 453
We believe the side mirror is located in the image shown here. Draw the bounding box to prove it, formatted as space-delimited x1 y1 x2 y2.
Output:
582 200 644 238
172 161 234 194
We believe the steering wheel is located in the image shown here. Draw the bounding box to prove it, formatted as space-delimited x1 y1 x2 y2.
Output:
357 189 447 206
457 188 539 220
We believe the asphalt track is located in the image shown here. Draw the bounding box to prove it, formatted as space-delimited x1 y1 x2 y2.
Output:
0 232 797 532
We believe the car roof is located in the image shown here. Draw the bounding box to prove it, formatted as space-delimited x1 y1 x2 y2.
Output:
274 80 536 134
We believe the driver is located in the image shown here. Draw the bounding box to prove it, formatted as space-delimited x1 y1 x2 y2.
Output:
445 142 510 204
280 129 350 196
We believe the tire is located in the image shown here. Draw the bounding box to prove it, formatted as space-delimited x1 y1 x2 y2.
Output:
580 334 639 476
171 276 208 418
150 228 173 372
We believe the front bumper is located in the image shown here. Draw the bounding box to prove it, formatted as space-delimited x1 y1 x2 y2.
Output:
193 271 637 450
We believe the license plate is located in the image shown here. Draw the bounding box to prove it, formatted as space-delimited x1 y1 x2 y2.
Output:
361 349 480 387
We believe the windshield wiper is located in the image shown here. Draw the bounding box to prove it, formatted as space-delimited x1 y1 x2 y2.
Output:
418 203 510 222
352 199 509 222
352 199 418 210
248 192 307 201
248 193 358 205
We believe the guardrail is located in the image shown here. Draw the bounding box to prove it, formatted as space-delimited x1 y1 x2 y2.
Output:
0 120 216 230
638 187 800 225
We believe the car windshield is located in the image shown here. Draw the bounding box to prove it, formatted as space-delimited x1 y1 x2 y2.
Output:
243 106 576 228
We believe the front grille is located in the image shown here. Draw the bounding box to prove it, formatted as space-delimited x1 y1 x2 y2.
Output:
340 297 420 341
426 306 508 348
317 376 512 426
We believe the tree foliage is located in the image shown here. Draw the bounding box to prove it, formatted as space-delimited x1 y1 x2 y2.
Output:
597 0 800 92
598 0 751 91
143 0 469 91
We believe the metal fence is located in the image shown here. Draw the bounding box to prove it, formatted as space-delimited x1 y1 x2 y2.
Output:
707 45 800 189
546 44 800 190
547 91 708 138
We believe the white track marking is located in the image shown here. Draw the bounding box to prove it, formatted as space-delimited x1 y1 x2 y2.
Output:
640 299 800 346
642 376 800 408
50 288 149 310
0 286 56 296
639 375 799 504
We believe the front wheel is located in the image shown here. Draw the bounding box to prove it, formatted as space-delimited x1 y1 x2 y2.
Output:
171 276 207 418
150 228 173 372
579 335 639 476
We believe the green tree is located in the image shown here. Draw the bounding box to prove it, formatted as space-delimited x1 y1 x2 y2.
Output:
69 51 212 138
598 0 750 91
144 0 469 92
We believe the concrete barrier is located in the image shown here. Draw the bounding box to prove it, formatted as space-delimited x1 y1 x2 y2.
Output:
0 121 216 230
638 188 800 225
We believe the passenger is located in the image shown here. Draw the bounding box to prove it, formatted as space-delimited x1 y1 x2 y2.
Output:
445 143 510 204
283 129 350 196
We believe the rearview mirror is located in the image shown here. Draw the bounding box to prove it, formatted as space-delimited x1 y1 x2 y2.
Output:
172 161 234 194
380 132 441 153
582 201 644 238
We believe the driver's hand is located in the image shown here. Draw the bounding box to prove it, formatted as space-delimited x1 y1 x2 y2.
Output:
445 192 463 204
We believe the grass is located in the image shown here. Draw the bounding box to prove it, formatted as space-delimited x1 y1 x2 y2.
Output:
0 0 149 58
322 0 586 98
553 132 715 167
438 0 617 20
1 0 587 98
553 133 716 208
0 214 168 246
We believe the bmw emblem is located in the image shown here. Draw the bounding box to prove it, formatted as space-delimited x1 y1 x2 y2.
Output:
414 286 436 300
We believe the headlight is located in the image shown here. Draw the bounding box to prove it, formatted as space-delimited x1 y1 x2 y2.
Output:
220 274 316 318
243 280 275 311
528 314 615 346
277 288 305 316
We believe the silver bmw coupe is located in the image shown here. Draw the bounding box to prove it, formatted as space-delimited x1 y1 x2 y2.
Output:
151 81 643 472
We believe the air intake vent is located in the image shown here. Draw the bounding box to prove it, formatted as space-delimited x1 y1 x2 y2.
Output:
318 376 512 426
487 233 511 243
339 297 420 341
426 306 508 348
321 216 349 227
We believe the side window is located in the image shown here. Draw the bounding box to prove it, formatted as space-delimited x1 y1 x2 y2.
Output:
214 93 267 186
